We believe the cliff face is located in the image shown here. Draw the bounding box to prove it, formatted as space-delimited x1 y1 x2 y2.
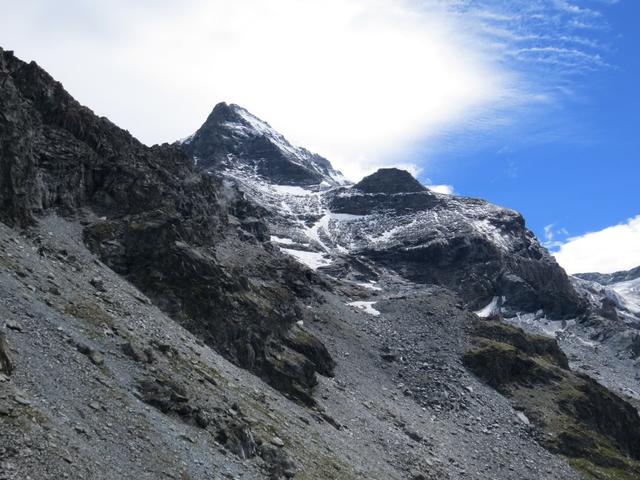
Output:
0 47 333 404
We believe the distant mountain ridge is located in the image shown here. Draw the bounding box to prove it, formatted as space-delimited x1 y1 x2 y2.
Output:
575 265 640 285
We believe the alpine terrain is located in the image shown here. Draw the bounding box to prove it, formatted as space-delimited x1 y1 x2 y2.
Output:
1 47 640 480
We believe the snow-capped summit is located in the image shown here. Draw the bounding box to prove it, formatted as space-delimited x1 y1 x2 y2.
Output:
181 102 348 187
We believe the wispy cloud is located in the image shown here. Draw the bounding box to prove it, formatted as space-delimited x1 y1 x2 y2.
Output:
543 223 570 249
447 0 615 74
553 215 640 274
398 0 619 170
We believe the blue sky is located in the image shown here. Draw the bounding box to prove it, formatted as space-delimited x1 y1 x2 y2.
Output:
1 0 638 273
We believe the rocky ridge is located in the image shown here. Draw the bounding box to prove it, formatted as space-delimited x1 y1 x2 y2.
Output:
575 266 640 286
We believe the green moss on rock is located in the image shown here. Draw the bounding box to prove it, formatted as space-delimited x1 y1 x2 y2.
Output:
464 318 640 479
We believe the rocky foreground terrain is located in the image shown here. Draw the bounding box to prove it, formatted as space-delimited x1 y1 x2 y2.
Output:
1 46 640 480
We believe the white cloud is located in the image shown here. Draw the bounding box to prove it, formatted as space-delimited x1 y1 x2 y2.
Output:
0 0 615 181
0 0 511 181
427 184 455 195
553 215 640 274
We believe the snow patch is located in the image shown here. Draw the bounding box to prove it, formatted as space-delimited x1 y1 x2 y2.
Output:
505 312 576 337
516 411 531 425
270 235 294 245
279 248 332 270
329 213 365 221
347 301 381 316
357 281 383 291
304 214 332 252
475 297 502 318
471 220 512 251
609 277 640 314
271 185 314 196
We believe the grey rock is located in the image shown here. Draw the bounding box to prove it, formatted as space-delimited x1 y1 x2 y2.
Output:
0 331 14 375
89 277 106 292
270 436 284 448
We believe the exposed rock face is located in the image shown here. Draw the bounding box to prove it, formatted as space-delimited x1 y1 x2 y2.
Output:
470 320 569 369
0 47 333 404
181 102 347 187
353 168 426 194
328 186 439 215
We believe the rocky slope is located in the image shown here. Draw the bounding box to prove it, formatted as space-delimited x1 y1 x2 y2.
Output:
2 46 640 480
465 318 640 479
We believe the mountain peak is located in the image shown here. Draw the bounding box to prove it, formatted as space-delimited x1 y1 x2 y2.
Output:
204 102 266 127
180 103 347 187
354 168 426 194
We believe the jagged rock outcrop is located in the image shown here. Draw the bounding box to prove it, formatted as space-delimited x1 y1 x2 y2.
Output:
328 184 439 215
0 331 13 375
352 168 426 194
0 47 333 404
